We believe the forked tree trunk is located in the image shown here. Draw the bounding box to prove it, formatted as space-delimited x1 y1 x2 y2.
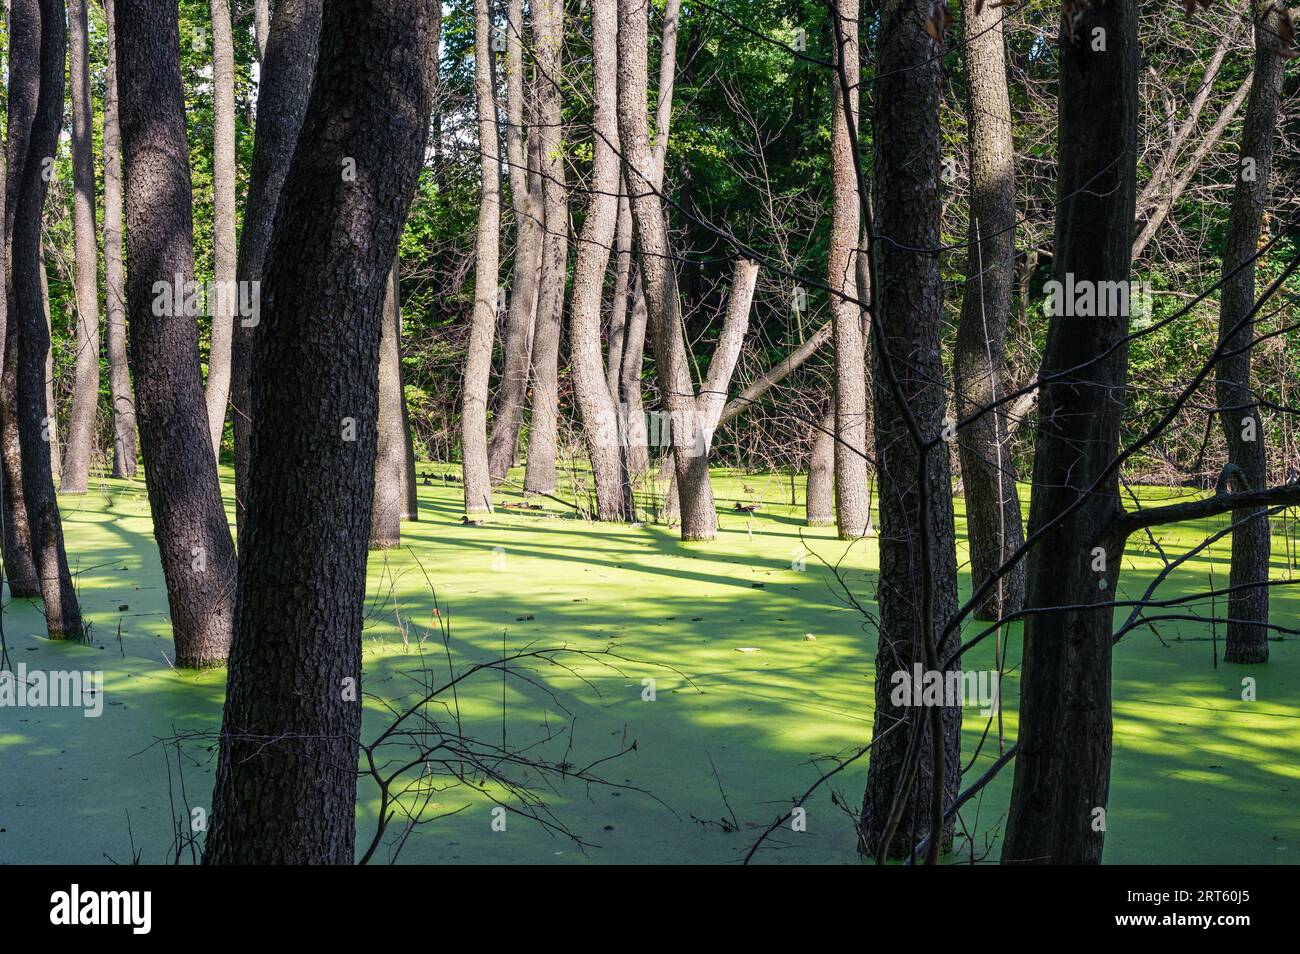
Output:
462 0 500 516
204 0 239 459
806 410 835 527
523 0 567 495
954 0 1026 621
1215 3 1286 665
103 0 137 479
116 0 237 667
1002 0 1140 865
60 0 101 494
205 0 438 865
231 0 323 536
858 0 960 859
371 260 406 547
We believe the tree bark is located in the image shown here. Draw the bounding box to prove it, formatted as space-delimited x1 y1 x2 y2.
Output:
40 259 58 485
1214 3 1285 665
103 0 137 479
1002 0 1140 865
805 409 836 526
9 0 84 637
60 0 101 494
205 0 438 865
462 0 500 516
523 0 567 495
371 260 406 547
858 0 960 859
204 0 239 459
231 0 323 536
253 0 270 60
116 0 238 667
954 0 1026 621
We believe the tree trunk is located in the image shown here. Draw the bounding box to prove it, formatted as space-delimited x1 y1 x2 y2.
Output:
954 0 1026 621
618 0 715 542
570 0 628 521
1002 0 1140 865
204 0 438 865
1215 4 1285 665
40 259 59 485
9 0 84 638
828 0 870 541
231 0 323 536
103 0 137 479
371 260 406 547
253 0 270 60
806 410 836 527
619 269 650 476
523 0 567 496
60 0 101 494
606 185 633 404
204 0 239 459
116 0 238 667
858 0 960 859
462 0 500 516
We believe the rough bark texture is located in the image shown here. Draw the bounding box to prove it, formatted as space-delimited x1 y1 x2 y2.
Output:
103 0 137 479
487 0 541 482
371 261 406 546
204 0 239 458
231 0 323 535
1214 5 1285 665
570 0 629 521
60 0 101 494
523 0 568 495
1002 0 1139 865
859 0 960 859
204 0 438 866
463 0 500 516
954 0 1026 621
10 0 84 637
116 0 237 667
806 410 836 526
618 0 715 541
828 0 869 540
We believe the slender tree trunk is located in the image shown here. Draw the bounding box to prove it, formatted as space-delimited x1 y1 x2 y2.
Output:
231 0 323 536
954 0 1025 621
606 185 632 403
1002 0 1140 865
858 0 960 859
253 0 270 60
116 0 237 667
570 0 628 520
205 0 438 865
619 269 650 476
10 0 84 638
806 410 836 526
204 0 238 459
59 0 100 493
103 0 137 479
40 260 58 485
371 260 406 547
1215 4 1285 665
523 0 567 495
463 0 500 516
618 0 715 541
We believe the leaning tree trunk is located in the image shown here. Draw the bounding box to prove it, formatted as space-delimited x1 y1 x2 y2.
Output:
954 0 1026 622
462 0 501 516
828 0 870 541
1002 0 1140 865
204 0 239 459
618 0 715 542
1214 3 1286 665
231 0 323 536
570 0 629 521
204 0 438 866
103 0 137 479
487 0 541 482
858 0 960 859
60 0 101 494
806 409 836 527
523 0 568 495
9 0 84 638
116 0 238 667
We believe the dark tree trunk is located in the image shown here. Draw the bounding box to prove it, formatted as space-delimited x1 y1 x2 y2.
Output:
371 260 406 547
116 0 237 667
858 0 960 859
60 0 101 494
103 0 137 479
1002 0 1140 865
1215 4 1285 665
9 0 84 637
204 0 438 866
954 0 1025 621
231 0 323 536
805 409 835 527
